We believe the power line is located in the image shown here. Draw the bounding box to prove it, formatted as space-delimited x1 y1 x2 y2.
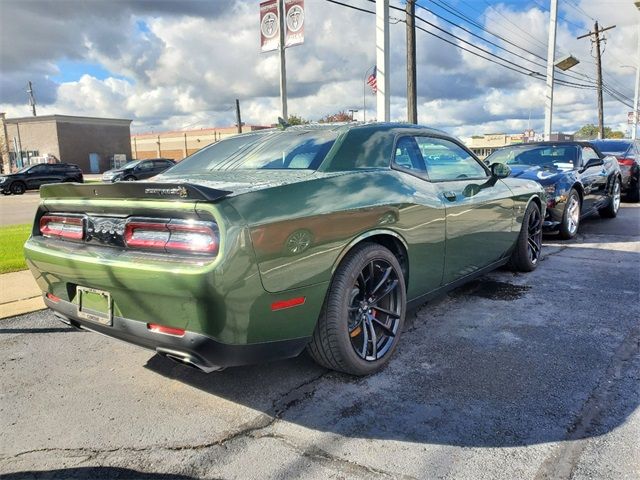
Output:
324 0 631 107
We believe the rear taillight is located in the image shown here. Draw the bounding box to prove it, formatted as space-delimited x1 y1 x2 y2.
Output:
617 157 635 166
147 323 185 336
40 215 84 240
124 219 218 255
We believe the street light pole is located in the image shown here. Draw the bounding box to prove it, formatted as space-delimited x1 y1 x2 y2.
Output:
633 25 640 140
277 0 288 121
543 0 558 140
376 0 390 122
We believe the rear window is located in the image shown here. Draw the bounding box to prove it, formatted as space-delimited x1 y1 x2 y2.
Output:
590 140 630 155
165 130 338 174
488 145 578 168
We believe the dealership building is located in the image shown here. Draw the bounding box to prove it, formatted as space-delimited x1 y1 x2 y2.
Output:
0 114 132 173
131 125 270 162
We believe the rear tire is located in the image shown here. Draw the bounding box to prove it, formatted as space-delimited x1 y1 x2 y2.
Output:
307 243 406 376
123 176 136 181
599 177 621 218
508 201 542 272
559 189 580 239
10 182 26 195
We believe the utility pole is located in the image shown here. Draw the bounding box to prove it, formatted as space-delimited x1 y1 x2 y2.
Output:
27 81 36 117
633 24 640 140
235 99 243 134
578 22 616 139
543 0 557 140
277 0 288 121
376 0 390 122
406 0 417 124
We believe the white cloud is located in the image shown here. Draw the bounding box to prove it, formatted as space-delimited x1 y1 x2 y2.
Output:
0 0 637 138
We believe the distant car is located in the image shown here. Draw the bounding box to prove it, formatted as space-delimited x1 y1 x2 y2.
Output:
485 142 622 239
102 158 176 183
590 139 639 202
0 163 83 195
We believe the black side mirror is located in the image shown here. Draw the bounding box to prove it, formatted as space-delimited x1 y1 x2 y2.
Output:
581 158 604 171
490 162 511 179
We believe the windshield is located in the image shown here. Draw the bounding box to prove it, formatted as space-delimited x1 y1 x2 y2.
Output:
164 129 338 175
118 160 140 170
16 165 32 173
487 145 578 168
590 140 629 155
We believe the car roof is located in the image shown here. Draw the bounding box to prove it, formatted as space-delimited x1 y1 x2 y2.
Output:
494 141 605 157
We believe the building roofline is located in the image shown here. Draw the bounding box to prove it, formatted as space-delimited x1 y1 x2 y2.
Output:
5 114 132 124
131 125 271 138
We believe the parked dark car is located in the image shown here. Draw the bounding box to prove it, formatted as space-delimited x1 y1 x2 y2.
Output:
590 139 639 202
485 142 622 239
102 158 175 183
0 163 83 195
25 123 544 376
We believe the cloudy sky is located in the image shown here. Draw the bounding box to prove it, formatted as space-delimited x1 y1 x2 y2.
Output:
0 0 638 139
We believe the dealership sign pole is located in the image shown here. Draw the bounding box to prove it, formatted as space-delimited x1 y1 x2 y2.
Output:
260 0 305 121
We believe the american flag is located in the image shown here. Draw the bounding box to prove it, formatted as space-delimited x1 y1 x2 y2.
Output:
367 68 377 94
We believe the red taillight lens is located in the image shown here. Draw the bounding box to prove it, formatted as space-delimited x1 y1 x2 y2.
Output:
147 323 186 336
46 293 61 303
124 220 218 255
40 215 84 240
617 157 635 166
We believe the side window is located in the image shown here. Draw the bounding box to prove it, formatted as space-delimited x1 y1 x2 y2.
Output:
582 147 599 165
29 164 47 174
153 160 170 169
393 137 426 173
139 161 154 171
414 137 487 181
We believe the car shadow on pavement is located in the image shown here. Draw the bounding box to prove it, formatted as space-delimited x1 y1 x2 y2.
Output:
0 327 76 335
144 244 640 449
0 467 198 479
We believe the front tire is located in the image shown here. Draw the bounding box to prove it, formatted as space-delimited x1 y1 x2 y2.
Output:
10 182 26 195
599 177 621 218
508 201 542 272
307 243 406 376
559 189 580 239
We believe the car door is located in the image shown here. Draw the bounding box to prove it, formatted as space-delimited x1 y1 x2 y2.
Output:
135 160 156 179
153 160 172 175
579 146 608 211
413 136 515 285
25 164 51 188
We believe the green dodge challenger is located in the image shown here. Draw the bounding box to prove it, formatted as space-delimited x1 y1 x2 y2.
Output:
24 123 545 375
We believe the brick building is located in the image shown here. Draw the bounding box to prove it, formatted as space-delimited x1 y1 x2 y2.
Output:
131 125 270 161
0 114 132 173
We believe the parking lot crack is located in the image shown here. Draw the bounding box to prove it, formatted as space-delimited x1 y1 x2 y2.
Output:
533 326 640 480
256 432 416 479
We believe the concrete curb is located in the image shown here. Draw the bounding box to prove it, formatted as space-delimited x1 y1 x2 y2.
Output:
0 296 46 319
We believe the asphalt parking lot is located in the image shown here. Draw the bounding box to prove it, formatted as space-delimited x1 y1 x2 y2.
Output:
0 191 40 226
0 204 638 479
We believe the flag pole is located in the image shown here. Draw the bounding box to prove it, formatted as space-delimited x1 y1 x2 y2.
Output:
277 0 288 120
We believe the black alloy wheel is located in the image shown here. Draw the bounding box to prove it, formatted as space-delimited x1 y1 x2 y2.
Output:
347 258 402 361
508 201 542 272
10 182 26 195
307 243 406 375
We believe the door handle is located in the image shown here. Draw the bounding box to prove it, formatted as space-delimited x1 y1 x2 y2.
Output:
443 191 457 201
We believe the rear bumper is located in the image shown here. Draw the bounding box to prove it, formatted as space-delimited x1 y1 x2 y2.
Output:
45 295 310 371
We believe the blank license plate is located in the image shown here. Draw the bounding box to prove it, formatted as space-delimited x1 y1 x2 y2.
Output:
77 286 112 326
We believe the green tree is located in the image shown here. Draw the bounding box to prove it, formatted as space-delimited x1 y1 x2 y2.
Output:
574 124 625 139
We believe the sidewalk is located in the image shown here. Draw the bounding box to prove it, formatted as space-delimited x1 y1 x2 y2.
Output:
0 270 45 319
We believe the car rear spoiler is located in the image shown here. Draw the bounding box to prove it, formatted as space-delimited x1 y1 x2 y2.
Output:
39 182 232 202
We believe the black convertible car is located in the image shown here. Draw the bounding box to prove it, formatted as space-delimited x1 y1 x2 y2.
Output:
485 142 622 239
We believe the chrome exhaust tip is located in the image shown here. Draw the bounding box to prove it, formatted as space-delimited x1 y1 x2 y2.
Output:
156 347 222 373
